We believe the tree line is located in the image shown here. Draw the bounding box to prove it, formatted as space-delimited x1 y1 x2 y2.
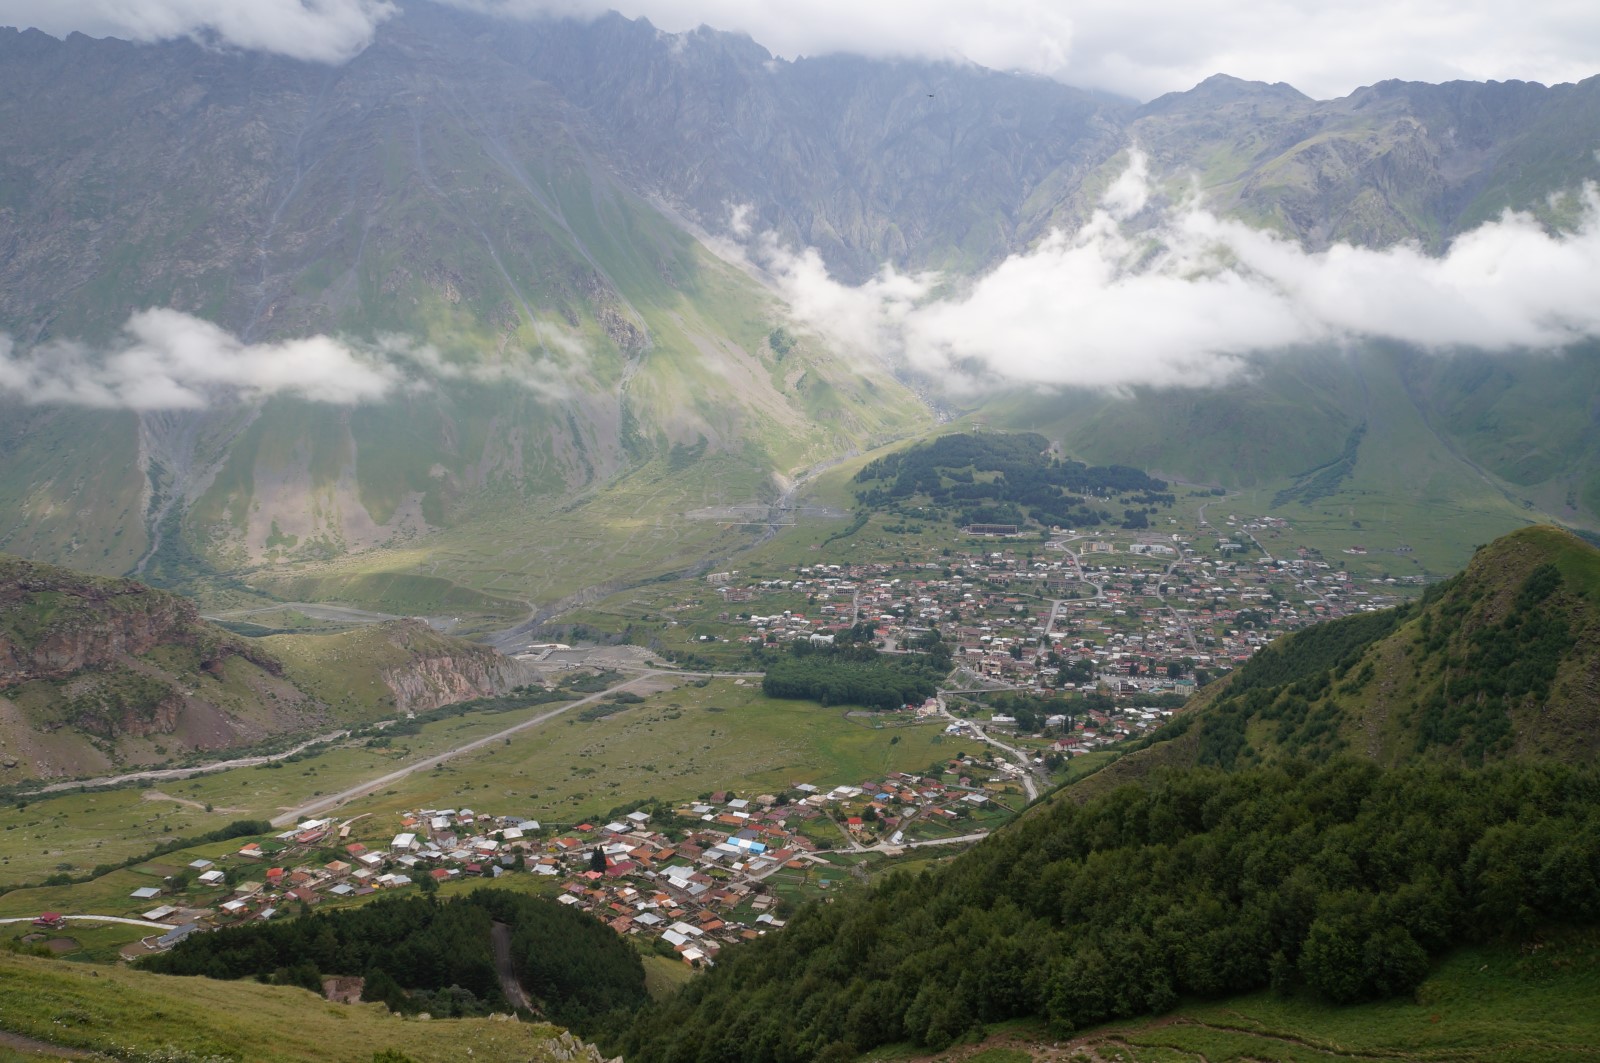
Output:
758 639 947 710
616 757 1600 1062
141 889 646 1036
851 432 1169 530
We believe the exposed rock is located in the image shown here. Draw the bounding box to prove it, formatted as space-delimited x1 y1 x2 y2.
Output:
371 619 532 714
0 555 279 689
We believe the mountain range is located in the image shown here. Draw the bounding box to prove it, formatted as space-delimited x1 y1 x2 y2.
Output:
2 4 1598 617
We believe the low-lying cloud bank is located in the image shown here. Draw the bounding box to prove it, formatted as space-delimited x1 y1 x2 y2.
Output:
0 308 573 410
748 153 1600 391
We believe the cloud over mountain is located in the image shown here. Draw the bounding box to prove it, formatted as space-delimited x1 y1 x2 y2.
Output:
0 309 574 409
7 0 395 64
8 1 1595 97
451 0 1599 100
753 155 1600 390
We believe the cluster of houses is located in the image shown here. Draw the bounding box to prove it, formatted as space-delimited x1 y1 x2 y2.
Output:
532 770 1022 965
707 525 1406 712
115 814 527 951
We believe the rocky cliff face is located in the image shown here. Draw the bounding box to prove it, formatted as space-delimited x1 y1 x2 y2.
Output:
375 619 530 713
0 555 277 688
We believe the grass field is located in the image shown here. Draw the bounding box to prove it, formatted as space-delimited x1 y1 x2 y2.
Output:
1 676 964 914
247 453 789 623
0 951 588 1063
856 927 1600 1062
331 678 956 831
0 688 639 886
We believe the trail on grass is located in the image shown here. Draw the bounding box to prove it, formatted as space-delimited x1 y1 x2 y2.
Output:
23 730 350 797
491 921 536 1014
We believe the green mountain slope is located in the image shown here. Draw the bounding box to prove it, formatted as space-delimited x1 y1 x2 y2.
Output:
0 16 931 611
1076 525 1600 800
982 344 1600 569
0 949 608 1063
619 757 1600 1061
2 14 1598 615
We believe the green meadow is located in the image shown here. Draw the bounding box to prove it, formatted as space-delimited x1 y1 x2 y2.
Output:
332 678 956 830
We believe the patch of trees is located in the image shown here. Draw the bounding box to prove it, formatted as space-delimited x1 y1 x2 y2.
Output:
140 890 646 1036
758 639 947 710
1273 422 1367 508
1410 562 1576 764
851 433 1167 530
617 758 1600 1062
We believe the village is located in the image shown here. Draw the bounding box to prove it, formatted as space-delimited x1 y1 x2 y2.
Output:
694 515 1412 707
18 513 1423 973
36 758 1026 968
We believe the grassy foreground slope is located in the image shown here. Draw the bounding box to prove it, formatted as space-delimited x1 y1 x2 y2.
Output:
857 926 1600 1062
0 951 598 1063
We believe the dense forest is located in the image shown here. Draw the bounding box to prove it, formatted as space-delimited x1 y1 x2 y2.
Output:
618 757 1600 1061
758 636 949 710
141 889 646 1034
852 432 1172 530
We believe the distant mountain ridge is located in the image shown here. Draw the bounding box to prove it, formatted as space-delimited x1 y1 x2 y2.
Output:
0 6 1597 609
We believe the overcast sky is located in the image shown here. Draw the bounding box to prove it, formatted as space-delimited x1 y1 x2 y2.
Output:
4 0 1596 99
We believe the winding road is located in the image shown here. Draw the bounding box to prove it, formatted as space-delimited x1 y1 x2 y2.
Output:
932 694 1044 801
0 915 170 930
25 730 352 797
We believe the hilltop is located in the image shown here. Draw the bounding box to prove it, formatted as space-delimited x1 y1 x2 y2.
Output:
1072 524 1600 799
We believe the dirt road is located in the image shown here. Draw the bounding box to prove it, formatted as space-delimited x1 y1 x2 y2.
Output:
491 922 536 1013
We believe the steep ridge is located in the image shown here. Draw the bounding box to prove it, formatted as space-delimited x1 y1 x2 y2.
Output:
0 554 315 781
1074 524 1600 799
0 12 929 601
0 554 532 782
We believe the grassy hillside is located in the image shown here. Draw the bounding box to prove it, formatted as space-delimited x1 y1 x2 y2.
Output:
1076 524 1600 800
0 554 540 785
982 345 1596 579
860 926 1600 1062
0 554 317 784
618 756 1600 1061
0 950 601 1063
615 526 1600 1062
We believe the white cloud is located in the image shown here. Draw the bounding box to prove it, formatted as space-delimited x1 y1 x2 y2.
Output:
11 1 1594 95
7 0 396 64
0 309 576 409
444 0 1600 100
748 153 1600 390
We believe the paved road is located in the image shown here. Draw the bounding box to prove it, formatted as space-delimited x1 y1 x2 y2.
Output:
268 669 761 827
0 915 170 929
24 731 351 796
933 695 1043 801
